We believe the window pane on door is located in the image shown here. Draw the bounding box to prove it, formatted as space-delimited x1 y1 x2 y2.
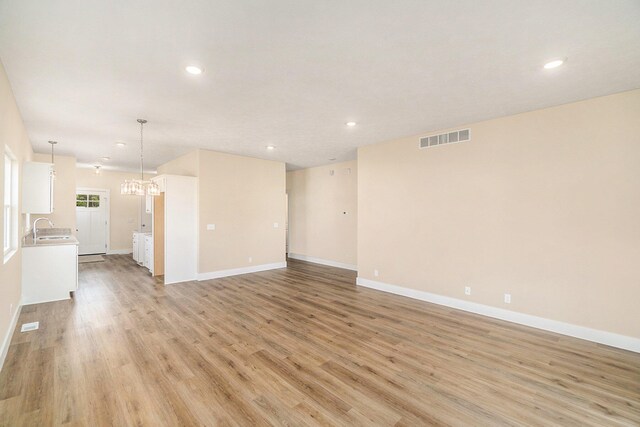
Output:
88 194 100 208
76 194 87 207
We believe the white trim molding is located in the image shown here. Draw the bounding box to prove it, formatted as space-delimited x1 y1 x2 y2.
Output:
106 249 133 255
197 262 287 281
356 277 640 353
288 253 357 271
0 303 22 372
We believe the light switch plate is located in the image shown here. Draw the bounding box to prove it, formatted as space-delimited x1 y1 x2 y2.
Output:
273 222 279 228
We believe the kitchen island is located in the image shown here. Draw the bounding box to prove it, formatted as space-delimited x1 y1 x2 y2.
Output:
21 228 79 305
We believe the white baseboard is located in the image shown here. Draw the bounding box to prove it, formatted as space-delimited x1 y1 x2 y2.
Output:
288 253 357 271
356 277 640 353
198 262 287 281
0 303 22 372
22 295 71 306
107 249 133 255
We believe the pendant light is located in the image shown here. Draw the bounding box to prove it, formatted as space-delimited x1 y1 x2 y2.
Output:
120 119 160 196
48 140 57 179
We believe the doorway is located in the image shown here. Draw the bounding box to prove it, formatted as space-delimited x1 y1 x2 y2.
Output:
76 188 109 255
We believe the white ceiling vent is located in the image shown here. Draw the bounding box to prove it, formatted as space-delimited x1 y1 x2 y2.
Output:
419 128 471 149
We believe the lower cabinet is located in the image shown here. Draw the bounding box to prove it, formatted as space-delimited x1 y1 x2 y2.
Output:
22 244 78 305
132 231 153 274
144 234 154 274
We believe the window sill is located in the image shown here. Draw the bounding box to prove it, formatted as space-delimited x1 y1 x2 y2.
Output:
3 248 17 264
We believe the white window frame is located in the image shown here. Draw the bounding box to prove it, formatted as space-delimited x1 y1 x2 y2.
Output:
4 146 19 263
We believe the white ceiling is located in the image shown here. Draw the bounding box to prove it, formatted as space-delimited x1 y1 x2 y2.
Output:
1 1 639 171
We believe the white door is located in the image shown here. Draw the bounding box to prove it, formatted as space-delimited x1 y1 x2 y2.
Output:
76 190 108 255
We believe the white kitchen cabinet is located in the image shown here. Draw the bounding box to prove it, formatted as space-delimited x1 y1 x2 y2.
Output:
144 234 153 273
132 232 140 263
132 231 151 268
22 161 54 214
22 242 78 305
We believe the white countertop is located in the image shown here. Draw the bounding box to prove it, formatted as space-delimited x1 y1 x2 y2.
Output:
22 228 79 247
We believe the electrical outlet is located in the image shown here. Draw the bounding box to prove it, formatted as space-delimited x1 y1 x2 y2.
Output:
504 293 511 304
207 224 216 230
464 286 471 296
374 269 379 277
248 257 253 263
273 222 279 228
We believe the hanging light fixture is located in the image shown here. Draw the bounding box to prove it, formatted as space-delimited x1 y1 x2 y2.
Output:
120 119 160 196
48 140 57 179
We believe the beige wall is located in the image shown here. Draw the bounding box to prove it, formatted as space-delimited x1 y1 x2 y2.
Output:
358 89 640 338
76 168 152 251
159 149 286 274
157 149 198 176
33 153 76 231
286 161 357 267
0 60 33 359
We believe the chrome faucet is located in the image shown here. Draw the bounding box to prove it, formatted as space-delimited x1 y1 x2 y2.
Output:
32 217 54 240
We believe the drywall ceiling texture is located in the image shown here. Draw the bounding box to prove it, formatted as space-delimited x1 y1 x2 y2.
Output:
287 161 357 267
0 1 639 171
357 89 640 339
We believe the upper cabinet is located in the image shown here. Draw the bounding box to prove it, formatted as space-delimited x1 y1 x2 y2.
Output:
22 161 54 214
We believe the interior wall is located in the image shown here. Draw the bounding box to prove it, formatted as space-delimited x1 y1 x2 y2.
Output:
75 168 152 251
159 149 286 274
286 160 357 267
0 59 33 365
358 89 640 339
157 149 198 176
33 153 76 231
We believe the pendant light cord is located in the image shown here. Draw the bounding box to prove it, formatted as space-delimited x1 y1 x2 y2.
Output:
140 120 144 182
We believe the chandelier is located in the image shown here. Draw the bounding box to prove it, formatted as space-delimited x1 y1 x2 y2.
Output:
121 119 160 196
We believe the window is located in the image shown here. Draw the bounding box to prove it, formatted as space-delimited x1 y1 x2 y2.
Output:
89 194 100 208
76 194 87 207
76 193 100 208
4 147 18 262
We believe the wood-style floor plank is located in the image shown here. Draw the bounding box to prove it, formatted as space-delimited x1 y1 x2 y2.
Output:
0 255 638 426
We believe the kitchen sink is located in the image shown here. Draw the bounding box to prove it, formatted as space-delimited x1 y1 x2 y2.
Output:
36 235 71 241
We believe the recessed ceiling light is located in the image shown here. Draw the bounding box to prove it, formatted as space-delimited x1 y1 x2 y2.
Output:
101 157 110 161
346 121 357 127
266 145 276 150
115 141 126 147
185 65 203 75
544 59 565 69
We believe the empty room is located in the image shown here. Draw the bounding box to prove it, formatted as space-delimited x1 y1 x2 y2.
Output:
1 1 639 426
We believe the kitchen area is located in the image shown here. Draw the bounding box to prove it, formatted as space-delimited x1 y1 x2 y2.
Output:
21 161 78 305
19 152 198 308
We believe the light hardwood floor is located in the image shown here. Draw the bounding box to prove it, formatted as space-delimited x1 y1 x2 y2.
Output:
0 255 638 426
